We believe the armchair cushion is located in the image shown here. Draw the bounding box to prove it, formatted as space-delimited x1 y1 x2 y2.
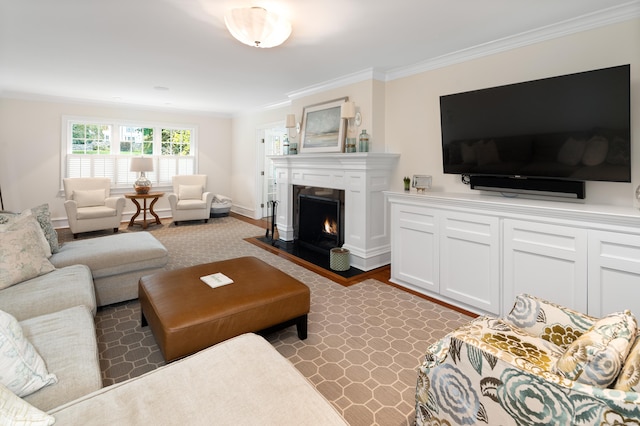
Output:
178 184 203 200
73 189 106 208
554 310 637 387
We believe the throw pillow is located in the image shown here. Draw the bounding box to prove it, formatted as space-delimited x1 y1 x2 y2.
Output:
73 189 105 208
0 212 16 225
554 310 636 387
0 310 57 397
0 214 52 258
614 336 640 392
179 184 203 200
0 382 54 426
0 224 55 290
26 204 59 254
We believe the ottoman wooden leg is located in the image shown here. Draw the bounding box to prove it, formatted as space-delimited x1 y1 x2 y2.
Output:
141 310 148 327
296 314 308 340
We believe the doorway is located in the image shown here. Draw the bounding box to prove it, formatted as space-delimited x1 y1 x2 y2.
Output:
257 124 287 219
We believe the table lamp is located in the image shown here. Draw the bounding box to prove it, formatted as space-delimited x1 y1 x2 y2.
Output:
130 157 153 194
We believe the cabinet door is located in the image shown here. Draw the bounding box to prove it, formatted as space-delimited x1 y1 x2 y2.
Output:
503 219 587 314
440 211 500 315
390 203 439 292
588 231 640 317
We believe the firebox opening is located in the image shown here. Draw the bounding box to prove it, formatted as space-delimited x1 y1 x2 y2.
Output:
294 186 344 254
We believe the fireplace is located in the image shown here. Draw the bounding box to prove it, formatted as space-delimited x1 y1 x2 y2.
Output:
269 153 399 271
295 186 344 253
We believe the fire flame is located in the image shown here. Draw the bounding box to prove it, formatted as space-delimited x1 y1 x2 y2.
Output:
323 218 337 235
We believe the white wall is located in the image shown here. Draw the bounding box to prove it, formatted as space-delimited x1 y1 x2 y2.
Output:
385 18 640 206
0 98 232 223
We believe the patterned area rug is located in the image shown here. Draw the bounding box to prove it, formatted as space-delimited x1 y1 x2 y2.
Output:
58 217 472 426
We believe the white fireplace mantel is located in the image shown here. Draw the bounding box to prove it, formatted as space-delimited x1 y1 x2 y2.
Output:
269 153 400 271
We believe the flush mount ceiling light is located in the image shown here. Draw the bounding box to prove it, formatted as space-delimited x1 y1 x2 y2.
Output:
224 7 291 48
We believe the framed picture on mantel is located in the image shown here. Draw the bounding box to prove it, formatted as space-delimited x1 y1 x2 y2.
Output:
299 97 347 153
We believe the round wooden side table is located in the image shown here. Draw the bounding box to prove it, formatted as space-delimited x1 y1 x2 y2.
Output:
125 192 164 229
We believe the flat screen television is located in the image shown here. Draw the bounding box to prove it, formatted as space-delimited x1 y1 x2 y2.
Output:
440 65 631 196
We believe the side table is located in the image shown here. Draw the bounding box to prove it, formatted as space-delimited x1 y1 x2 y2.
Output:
125 192 164 229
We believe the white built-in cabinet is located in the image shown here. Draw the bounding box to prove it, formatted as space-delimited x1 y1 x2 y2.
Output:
386 192 640 317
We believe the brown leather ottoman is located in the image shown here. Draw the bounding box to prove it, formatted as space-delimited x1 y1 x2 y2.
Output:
139 256 310 362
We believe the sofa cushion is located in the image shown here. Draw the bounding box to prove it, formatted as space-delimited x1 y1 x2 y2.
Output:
614 335 640 392
50 232 168 280
0 224 55 290
21 306 102 412
73 189 105 208
0 382 54 426
0 265 96 322
0 310 57 397
178 184 203 200
48 333 347 425
554 310 637 387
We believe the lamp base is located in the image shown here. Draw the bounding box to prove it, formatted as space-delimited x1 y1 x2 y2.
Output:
134 174 152 194
134 185 151 194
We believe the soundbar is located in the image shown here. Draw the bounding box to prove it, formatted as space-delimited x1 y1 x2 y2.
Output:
469 175 585 199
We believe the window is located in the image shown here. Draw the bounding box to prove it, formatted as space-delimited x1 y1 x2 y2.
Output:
62 116 197 190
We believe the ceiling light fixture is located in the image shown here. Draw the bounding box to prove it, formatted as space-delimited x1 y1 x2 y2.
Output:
224 7 291 48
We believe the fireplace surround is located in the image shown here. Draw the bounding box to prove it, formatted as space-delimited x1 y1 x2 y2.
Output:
269 153 399 271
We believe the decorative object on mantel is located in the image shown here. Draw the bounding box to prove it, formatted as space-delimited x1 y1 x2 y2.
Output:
330 247 350 271
341 101 357 153
412 175 432 193
130 157 154 194
300 97 347 154
285 114 299 154
224 7 292 48
358 129 370 152
403 177 411 191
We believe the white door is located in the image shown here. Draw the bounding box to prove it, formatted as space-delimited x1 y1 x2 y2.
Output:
258 125 286 219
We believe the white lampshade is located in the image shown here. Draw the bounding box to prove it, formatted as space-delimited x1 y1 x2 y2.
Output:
285 114 296 128
130 157 153 173
340 101 356 119
224 7 292 48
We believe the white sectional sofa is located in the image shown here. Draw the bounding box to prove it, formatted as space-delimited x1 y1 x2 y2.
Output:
0 205 346 425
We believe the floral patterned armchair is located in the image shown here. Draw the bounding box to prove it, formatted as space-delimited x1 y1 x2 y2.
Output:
415 294 640 425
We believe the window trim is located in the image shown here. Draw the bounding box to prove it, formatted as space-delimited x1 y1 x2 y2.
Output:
61 115 199 193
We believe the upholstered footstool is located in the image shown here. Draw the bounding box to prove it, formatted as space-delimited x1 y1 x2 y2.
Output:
50 232 168 306
139 256 310 362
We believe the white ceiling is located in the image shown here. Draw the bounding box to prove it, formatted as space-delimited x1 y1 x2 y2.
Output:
1 0 638 115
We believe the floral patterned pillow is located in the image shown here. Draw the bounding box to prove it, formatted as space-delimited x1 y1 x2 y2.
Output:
614 335 640 392
0 225 55 290
26 204 59 254
0 310 57 397
554 310 637 387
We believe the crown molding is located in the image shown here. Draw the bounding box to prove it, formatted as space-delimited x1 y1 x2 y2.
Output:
286 68 386 101
385 1 640 81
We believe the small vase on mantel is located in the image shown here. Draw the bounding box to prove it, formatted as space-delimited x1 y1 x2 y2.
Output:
358 130 370 152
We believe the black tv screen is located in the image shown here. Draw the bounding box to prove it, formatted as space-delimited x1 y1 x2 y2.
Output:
440 65 631 183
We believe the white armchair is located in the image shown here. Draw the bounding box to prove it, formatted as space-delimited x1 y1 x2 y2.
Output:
167 175 214 225
63 177 125 238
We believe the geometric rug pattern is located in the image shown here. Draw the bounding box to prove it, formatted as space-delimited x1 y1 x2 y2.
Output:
58 216 472 426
